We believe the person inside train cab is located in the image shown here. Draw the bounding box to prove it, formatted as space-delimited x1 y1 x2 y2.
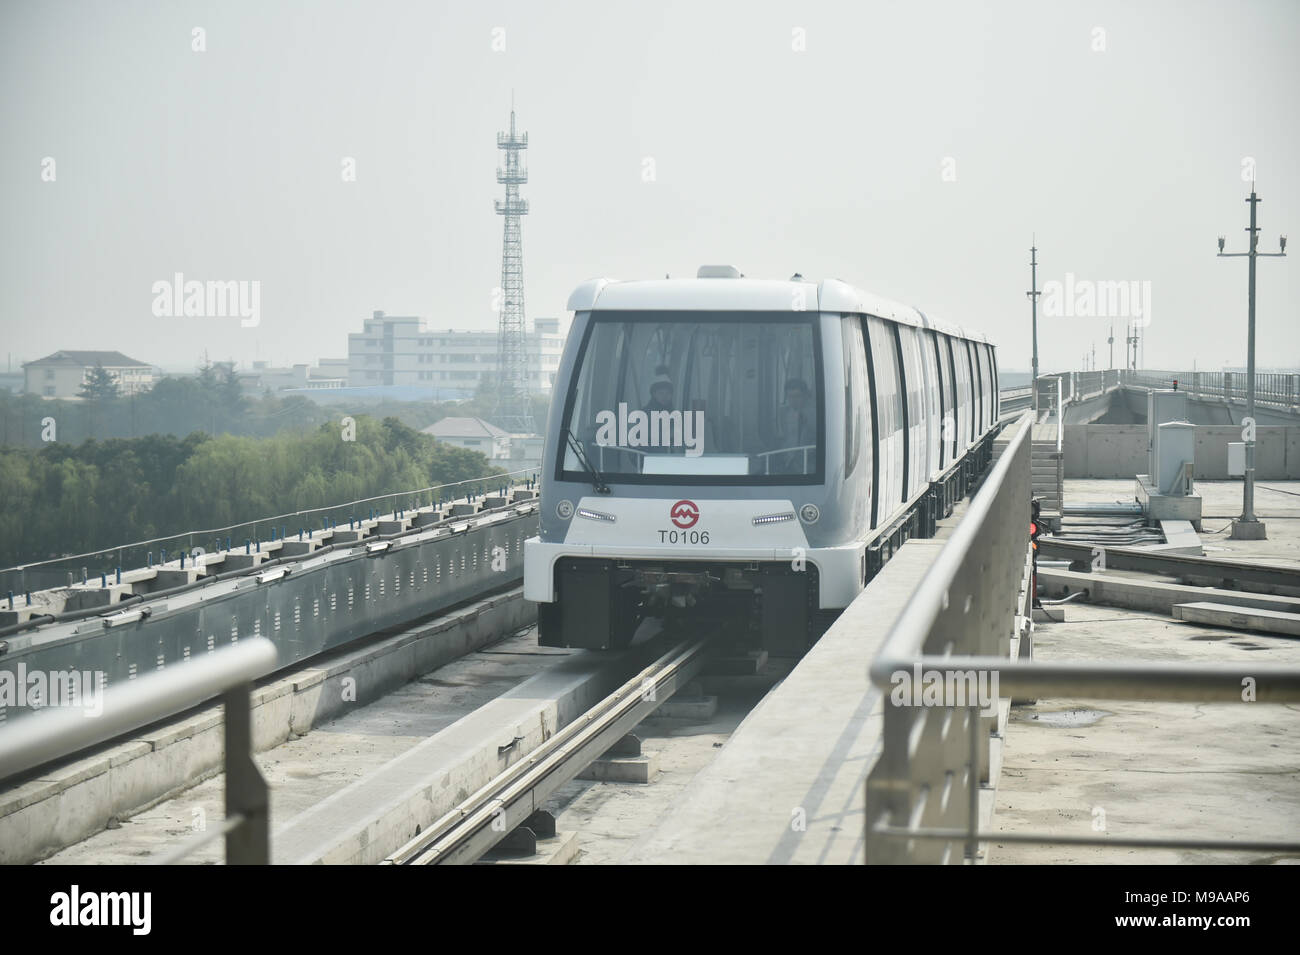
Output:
778 378 816 447
642 366 676 453
643 365 675 415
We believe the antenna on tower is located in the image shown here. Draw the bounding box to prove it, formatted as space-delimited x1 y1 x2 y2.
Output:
491 104 534 435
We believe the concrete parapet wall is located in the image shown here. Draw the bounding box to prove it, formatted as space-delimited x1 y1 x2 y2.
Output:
1065 424 1300 479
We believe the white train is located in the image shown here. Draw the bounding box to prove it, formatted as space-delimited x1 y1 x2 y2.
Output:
524 266 1000 653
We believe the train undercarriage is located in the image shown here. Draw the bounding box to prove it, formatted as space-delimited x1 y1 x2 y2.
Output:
537 557 829 655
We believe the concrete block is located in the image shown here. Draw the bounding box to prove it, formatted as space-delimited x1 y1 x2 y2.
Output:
278 539 320 556
705 650 768 676
577 753 660 784
1136 475 1202 523
647 695 718 721
328 530 369 543
1173 602 1300 637
1038 568 1300 617
1147 520 1203 557
220 552 267 571
485 830 579 865
0 607 41 626
150 568 200 590
1230 520 1268 541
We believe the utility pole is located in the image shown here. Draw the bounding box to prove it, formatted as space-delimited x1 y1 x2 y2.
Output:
1026 242 1041 407
1218 187 1288 540
1108 321 1114 370
1126 322 1140 371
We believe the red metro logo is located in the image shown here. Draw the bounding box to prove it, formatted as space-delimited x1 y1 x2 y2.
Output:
670 500 700 529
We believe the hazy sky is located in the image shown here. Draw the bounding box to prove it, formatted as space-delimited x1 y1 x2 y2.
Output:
2 0 1297 374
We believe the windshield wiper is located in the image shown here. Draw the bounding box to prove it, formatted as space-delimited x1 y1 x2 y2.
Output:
565 430 611 494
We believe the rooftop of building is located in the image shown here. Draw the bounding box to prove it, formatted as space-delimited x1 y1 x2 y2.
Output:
25 350 151 368
423 416 511 440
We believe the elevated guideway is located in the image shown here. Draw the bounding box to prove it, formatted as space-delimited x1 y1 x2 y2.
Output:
9 388 1298 865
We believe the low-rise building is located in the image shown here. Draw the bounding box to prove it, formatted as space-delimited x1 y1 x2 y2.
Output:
239 361 347 394
348 311 565 397
23 350 154 398
422 417 513 460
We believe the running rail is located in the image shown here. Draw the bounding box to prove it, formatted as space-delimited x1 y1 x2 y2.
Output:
863 413 1300 863
386 634 712 865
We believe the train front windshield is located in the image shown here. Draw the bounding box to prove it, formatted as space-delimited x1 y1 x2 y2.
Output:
559 311 823 484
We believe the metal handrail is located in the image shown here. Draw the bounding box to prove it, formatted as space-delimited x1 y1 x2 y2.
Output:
756 445 815 474
1120 368 1300 409
865 411 1031 864
1056 376 1063 453
0 638 277 863
864 409 1300 863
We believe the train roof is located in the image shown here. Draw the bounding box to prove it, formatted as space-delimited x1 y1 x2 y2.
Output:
566 272 993 346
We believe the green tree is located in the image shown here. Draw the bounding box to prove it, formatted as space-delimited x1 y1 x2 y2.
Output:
78 363 121 401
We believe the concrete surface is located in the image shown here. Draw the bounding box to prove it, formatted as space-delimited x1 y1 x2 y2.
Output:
992 478 1300 864
1 588 534 864
540 684 767 864
621 538 952 864
1038 568 1300 616
38 625 569 864
1063 479 1300 567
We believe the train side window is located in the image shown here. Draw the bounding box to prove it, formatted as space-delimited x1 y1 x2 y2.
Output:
842 318 866 478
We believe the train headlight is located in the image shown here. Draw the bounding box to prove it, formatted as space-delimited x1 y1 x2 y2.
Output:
556 500 575 520
799 503 820 524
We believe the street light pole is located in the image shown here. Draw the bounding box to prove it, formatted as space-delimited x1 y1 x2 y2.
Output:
1026 243 1040 408
1217 187 1287 540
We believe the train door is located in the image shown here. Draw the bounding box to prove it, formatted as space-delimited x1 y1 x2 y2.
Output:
863 315 903 527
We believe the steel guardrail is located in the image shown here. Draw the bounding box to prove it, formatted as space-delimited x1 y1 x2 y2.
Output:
863 410 1300 863
0 638 277 864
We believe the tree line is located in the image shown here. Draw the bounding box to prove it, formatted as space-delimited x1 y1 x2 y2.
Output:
0 363 552 448
0 416 507 571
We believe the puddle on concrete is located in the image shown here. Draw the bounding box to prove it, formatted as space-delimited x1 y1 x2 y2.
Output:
1012 707 1112 727
1189 634 1231 641
1229 641 1269 651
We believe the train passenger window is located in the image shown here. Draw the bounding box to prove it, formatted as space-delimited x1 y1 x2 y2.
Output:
842 319 865 477
558 311 823 484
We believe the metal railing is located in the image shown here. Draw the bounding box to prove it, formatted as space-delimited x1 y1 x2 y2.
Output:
1120 369 1300 409
0 638 277 864
997 387 1033 415
864 412 1031 863
0 467 540 596
1032 369 1118 412
1055 377 1063 453
864 410 1300 863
